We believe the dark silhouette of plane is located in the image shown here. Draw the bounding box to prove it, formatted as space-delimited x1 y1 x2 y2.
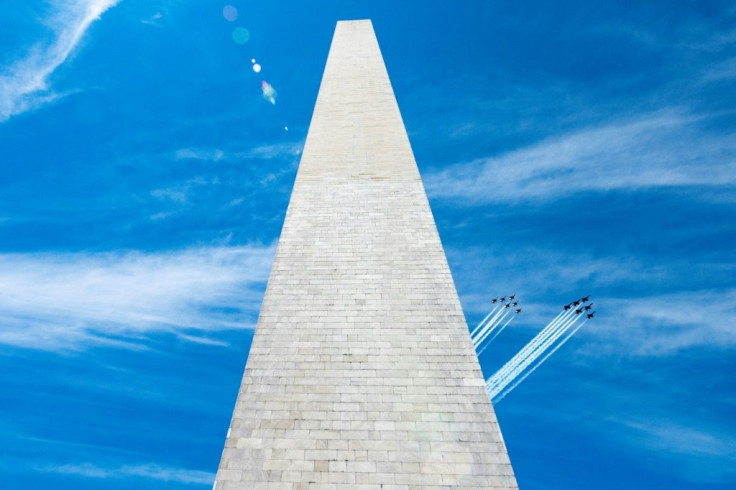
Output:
515 308 522 314
587 312 595 319
581 295 591 302
504 303 511 308
512 302 518 307
575 308 583 314
500 297 506 302
564 304 572 310
491 298 498 304
584 304 593 311
573 300 581 306
509 295 516 300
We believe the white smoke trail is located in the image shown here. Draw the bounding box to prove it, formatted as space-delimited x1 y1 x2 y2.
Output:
487 308 575 390
488 314 582 399
470 303 501 339
487 311 581 396
472 306 509 346
493 319 588 403
476 314 516 356
473 309 510 348
487 314 579 395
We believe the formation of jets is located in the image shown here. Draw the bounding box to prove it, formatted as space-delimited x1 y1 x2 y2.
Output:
488 294 594 320
489 295 522 314
565 295 595 320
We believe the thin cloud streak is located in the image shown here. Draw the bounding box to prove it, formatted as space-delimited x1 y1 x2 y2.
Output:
39 462 214 485
174 142 304 162
0 0 121 121
589 290 736 356
603 418 736 484
452 246 736 355
426 111 736 203
0 245 275 350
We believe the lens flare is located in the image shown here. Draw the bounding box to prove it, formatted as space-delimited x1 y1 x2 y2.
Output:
222 5 238 22
284 126 289 131
251 58 256 63
252 63 262 73
232 27 250 44
261 81 277 104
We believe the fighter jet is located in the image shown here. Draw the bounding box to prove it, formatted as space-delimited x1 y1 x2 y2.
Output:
581 295 591 302
509 295 516 300
575 308 583 314
573 300 581 306
491 298 498 304
564 304 572 310
515 308 522 314
587 312 595 319
584 304 593 311
512 302 518 307
504 303 511 308
500 297 506 302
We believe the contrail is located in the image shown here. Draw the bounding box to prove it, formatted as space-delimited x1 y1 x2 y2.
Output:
472 306 509 347
473 309 510 348
488 314 580 397
471 305 505 343
493 319 588 403
488 313 579 395
470 303 501 339
488 308 575 390
476 314 516 356
488 306 581 394
486 297 594 402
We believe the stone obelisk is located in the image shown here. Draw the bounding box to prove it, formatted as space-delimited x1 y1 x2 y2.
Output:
215 20 517 489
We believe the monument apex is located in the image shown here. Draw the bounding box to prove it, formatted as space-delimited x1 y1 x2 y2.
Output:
214 19 518 489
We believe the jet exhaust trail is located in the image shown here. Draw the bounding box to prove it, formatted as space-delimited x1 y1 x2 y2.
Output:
488 308 575 387
485 296 594 403
477 314 516 356
470 304 501 339
470 295 523 355
494 319 588 403
488 313 580 397
488 314 578 396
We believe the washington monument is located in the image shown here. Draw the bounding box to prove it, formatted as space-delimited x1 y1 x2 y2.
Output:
214 20 518 489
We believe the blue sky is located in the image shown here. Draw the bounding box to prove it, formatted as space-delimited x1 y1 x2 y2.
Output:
1 0 734 488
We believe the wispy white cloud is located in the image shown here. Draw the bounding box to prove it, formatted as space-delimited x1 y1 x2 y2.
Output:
604 418 736 483
426 111 736 203
452 245 736 355
140 12 163 28
174 148 225 162
589 290 736 356
0 0 121 121
174 142 304 162
39 462 214 485
0 245 275 350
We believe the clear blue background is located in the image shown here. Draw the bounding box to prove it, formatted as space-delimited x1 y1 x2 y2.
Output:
1 1 735 488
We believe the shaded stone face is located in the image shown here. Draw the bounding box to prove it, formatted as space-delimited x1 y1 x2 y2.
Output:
215 19 517 490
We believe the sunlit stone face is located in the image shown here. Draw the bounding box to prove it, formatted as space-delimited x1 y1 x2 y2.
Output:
214 20 518 489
